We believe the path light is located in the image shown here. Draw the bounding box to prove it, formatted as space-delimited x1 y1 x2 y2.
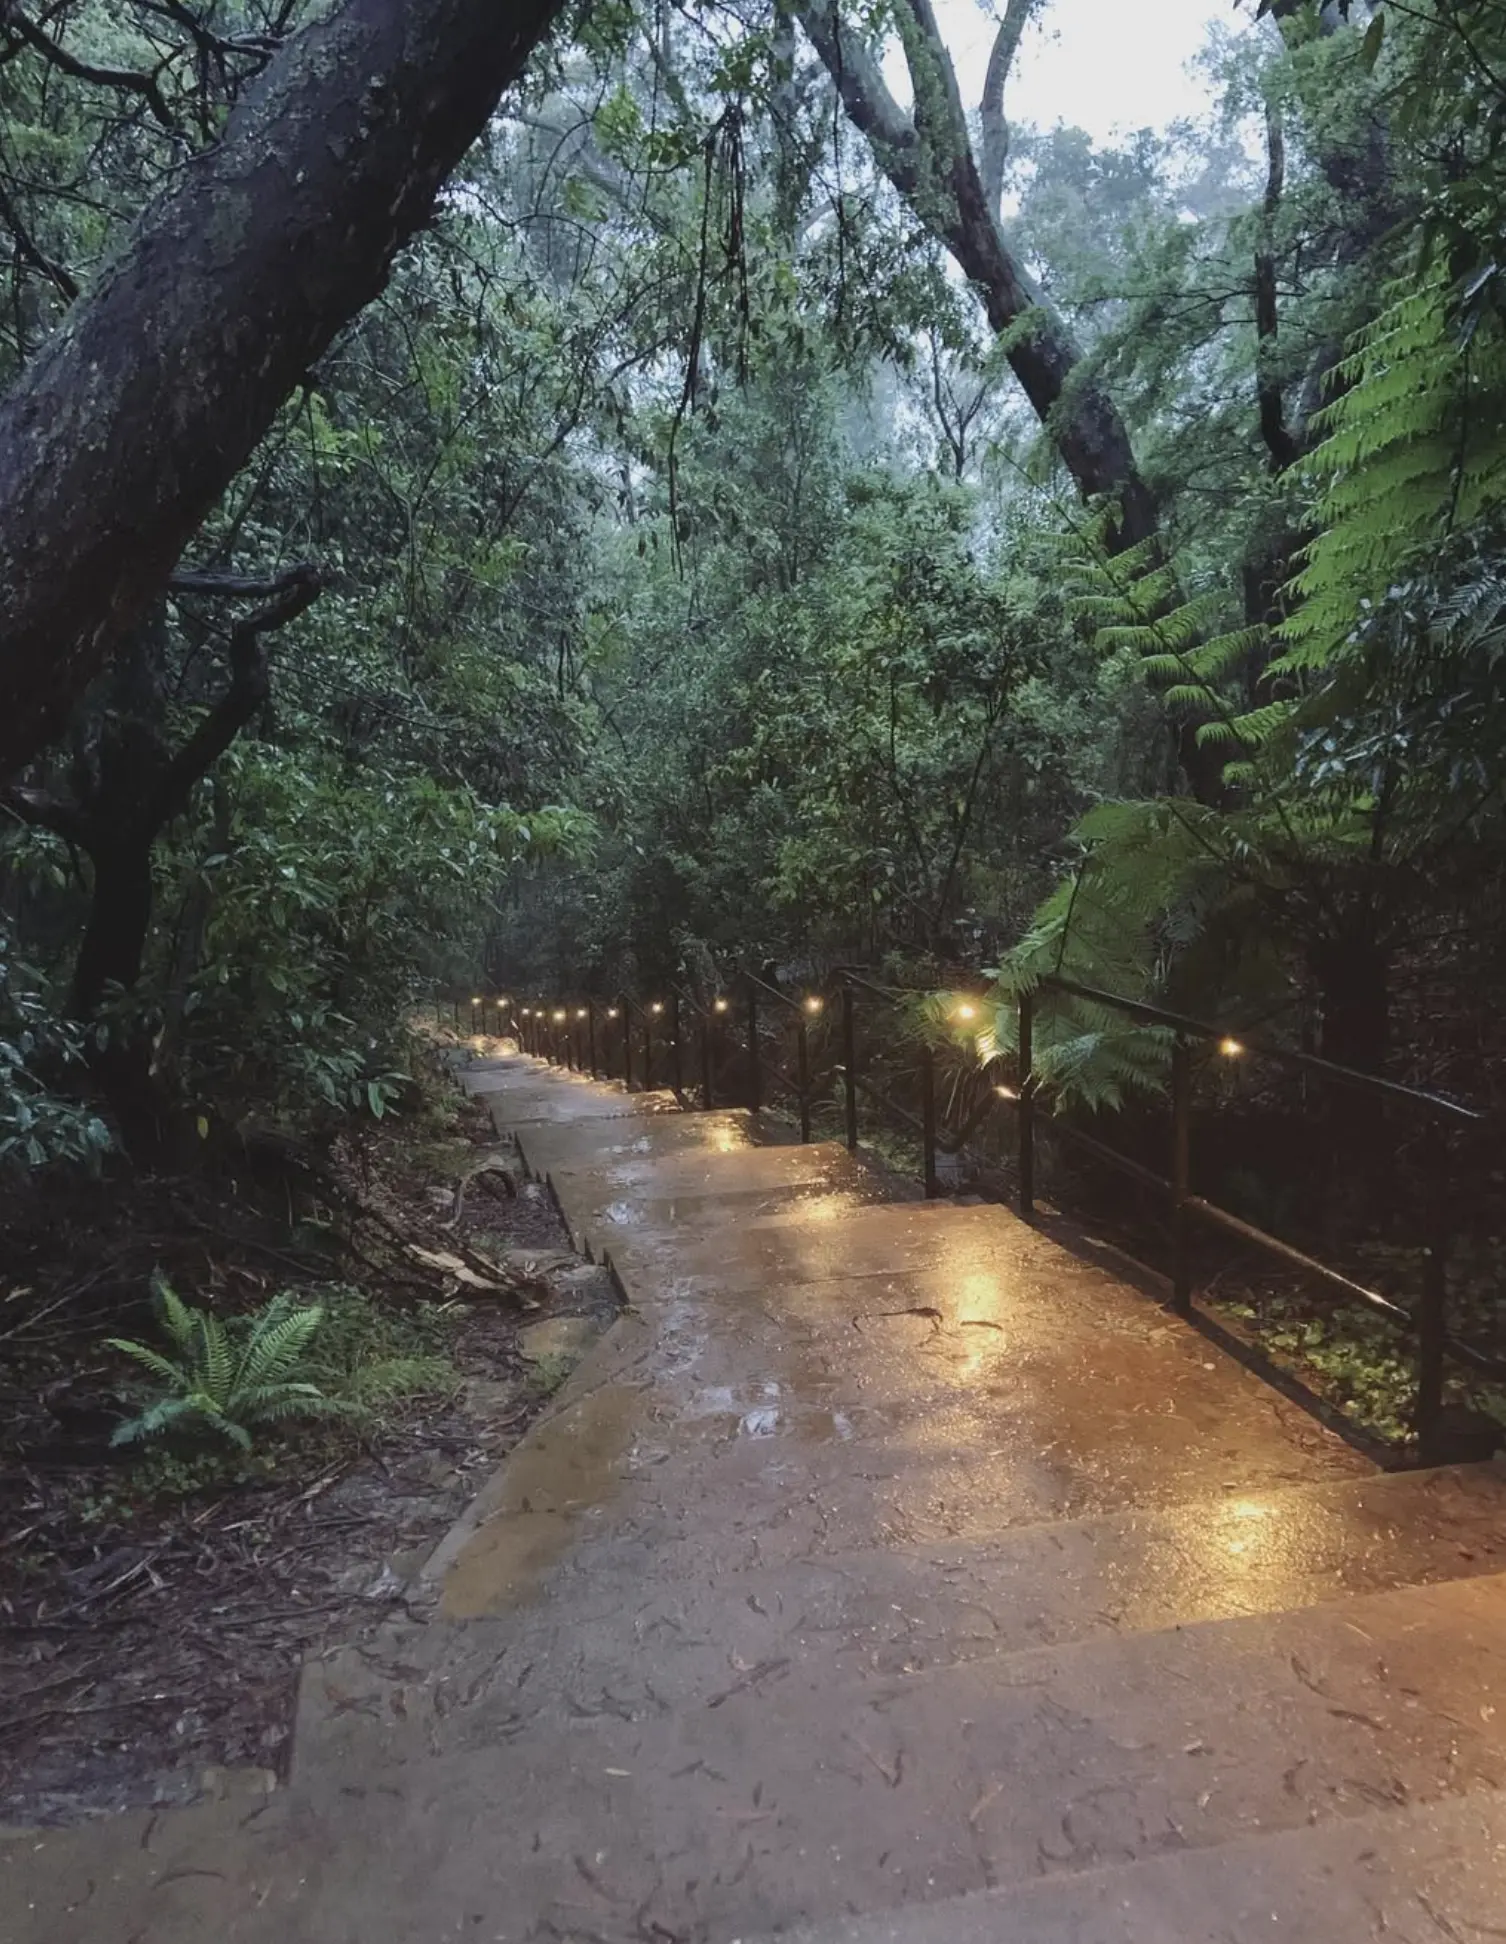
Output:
576 1008 588 1020
953 1002 978 1023
471 995 481 1007
1219 1037 1245 1059
650 1002 664 1015
804 996 823 1015
553 1009 567 1023
607 1007 619 1019
713 998 729 1014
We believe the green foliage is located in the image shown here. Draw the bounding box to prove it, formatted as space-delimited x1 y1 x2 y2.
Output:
0 929 110 1170
1281 277 1506 678
106 1279 459 1457
108 1282 356 1453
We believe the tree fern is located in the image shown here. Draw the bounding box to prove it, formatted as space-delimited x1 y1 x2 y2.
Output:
1279 275 1506 678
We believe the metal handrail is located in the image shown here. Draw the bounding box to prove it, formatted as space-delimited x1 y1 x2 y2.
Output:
507 964 1504 1462
1041 975 1484 1124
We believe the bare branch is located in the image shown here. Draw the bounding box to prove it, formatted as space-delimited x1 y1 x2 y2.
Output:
2 781 87 844
0 176 78 303
979 0 1038 219
7 10 181 134
169 563 320 599
152 566 322 826
797 0 922 192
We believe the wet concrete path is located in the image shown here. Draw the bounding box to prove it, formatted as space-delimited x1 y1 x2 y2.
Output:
8 1052 1506 1942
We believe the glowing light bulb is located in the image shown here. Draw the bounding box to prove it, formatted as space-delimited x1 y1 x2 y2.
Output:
471 996 481 1006
954 1003 978 1023
553 1009 566 1023
650 1002 664 1015
713 998 729 1013
1219 1037 1245 1058
576 1009 587 1020
804 996 824 1015
607 1007 619 1019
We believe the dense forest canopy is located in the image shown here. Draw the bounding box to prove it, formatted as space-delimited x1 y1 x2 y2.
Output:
2 0 1505 1169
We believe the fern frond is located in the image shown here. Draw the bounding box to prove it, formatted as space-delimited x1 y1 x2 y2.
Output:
105 1337 191 1391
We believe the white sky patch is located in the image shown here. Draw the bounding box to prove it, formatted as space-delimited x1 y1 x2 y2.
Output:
888 0 1233 145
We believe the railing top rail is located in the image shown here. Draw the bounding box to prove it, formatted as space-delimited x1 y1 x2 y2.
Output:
742 968 803 1013
1039 975 1484 1126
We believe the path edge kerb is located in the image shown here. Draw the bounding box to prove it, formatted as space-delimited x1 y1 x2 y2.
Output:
415 1303 647 1597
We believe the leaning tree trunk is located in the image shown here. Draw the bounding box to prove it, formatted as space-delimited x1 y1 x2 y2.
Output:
797 0 1154 544
0 0 564 781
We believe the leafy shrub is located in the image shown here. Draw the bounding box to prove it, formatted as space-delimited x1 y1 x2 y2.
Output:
0 928 111 1171
301 1284 459 1408
108 1282 357 1452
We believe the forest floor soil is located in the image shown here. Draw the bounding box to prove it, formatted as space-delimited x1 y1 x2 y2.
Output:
0 1037 618 1824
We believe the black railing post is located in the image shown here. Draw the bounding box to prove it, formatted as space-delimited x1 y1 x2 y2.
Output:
587 1001 597 1077
1017 991 1035 1217
701 1002 715 1109
1171 1034 1192 1315
671 993 684 1100
797 1016 812 1143
1416 1203 1448 1465
643 1005 656 1090
622 1001 633 1090
841 985 859 1151
747 984 761 1112
921 1046 939 1197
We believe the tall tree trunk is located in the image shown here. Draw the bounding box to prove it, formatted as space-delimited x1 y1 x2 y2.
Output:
0 0 564 781
1310 917 1391 1075
68 836 155 1023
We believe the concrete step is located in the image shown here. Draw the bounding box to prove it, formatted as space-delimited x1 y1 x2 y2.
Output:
15 1575 1506 1944
553 1145 892 1258
598 1195 1129 1297
514 1108 769 1178
543 1137 870 1197
282 1571 1506 1941
423 1249 1370 1628
299 1463 1506 1761
461 1057 681 1122
763 1787 1506 1944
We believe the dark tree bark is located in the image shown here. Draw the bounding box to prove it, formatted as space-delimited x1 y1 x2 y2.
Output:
1254 102 1301 477
0 0 564 781
5 567 321 1148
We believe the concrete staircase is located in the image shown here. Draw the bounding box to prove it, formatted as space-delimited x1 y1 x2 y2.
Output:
8 1052 1505 1943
